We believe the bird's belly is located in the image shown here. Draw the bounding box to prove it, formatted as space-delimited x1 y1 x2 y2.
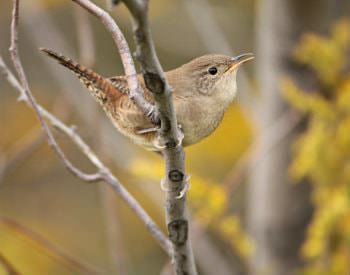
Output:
178 102 224 146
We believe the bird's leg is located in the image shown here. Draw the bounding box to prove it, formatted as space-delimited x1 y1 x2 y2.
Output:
160 174 191 199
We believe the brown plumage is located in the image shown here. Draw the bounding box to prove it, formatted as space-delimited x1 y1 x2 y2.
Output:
40 48 253 151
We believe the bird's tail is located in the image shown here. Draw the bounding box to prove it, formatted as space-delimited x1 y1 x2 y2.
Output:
40 48 123 105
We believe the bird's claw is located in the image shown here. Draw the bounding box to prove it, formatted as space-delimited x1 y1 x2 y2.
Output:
176 124 184 147
160 174 191 199
152 124 184 150
175 181 191 199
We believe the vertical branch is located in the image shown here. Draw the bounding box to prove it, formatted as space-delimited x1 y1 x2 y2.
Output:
74 6 96 68
122 1 197 275
69 0 197 273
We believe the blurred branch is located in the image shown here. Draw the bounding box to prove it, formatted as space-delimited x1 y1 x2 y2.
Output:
9 0 101 183
74 6 129 274
0 216 105 275
0 252 21 275
0 155 5 184
22 0 135 173
224 109 303 195
74 6 96 68
1 0 172 257
99 185 130 275
0 56 172 258
1 127 45 178
191 222 238 275
182 0 255 111
122 1 197 274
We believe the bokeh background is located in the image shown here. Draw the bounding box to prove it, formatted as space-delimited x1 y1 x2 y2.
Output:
0 0 350 275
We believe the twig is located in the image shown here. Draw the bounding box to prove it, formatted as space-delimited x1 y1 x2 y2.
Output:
0 252 21 275
2 0 172 256
0 56 172 257
9 0 101 183
121 1 197 274
74 5 96 68
0 216 105 275
1 126 45 178
71 0 159 125
21 1 135 172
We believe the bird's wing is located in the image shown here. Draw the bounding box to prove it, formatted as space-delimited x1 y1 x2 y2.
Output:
108 76 156 133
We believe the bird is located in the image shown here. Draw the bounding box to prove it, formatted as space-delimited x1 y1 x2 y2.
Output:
40 48 253 151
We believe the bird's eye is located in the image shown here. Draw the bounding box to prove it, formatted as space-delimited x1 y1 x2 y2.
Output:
208 67 218 75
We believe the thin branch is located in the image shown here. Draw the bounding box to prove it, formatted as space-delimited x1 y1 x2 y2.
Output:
9 0 102 183
3 0 172 255
0 56 172 257
1 126 45 178
71 0 159 125
122 1 197 274
0 217 105 275
74 5 96 68
0 252 21 275
68 0 197 273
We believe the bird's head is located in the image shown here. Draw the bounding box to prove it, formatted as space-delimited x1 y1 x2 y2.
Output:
182 53 254 96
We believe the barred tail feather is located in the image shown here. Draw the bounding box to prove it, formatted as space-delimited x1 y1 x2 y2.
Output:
40 48 123 105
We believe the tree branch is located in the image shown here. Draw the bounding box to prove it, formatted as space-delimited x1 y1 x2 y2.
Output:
121 1 197 274
70 0 197 273
0 56 172 257
71 0 159 125
2 0 172 256
9 0 101 183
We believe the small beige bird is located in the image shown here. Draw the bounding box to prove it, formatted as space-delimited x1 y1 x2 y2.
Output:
41 48 253 151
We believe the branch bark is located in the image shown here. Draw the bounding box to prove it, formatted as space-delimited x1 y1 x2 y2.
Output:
69 0 197 273
122 1 197 274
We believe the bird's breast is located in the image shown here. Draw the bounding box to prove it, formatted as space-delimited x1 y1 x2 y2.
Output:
175 96 226 146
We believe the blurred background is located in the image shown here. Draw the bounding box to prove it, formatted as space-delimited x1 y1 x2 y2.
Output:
0 0 350 274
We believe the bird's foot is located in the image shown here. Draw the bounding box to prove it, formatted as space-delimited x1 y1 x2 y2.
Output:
152 124 184 150
176 124 184 147
160 174 191 199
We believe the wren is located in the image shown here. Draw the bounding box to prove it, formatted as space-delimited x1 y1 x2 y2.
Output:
41 48 254 151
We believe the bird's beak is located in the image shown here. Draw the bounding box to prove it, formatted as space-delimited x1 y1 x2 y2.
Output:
225 53 255 73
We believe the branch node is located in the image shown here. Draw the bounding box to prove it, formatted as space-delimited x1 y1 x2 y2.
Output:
144 71 165 95
168 219 188 245
168 170 184 183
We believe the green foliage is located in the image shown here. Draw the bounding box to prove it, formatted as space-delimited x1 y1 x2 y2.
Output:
282 19 350 275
